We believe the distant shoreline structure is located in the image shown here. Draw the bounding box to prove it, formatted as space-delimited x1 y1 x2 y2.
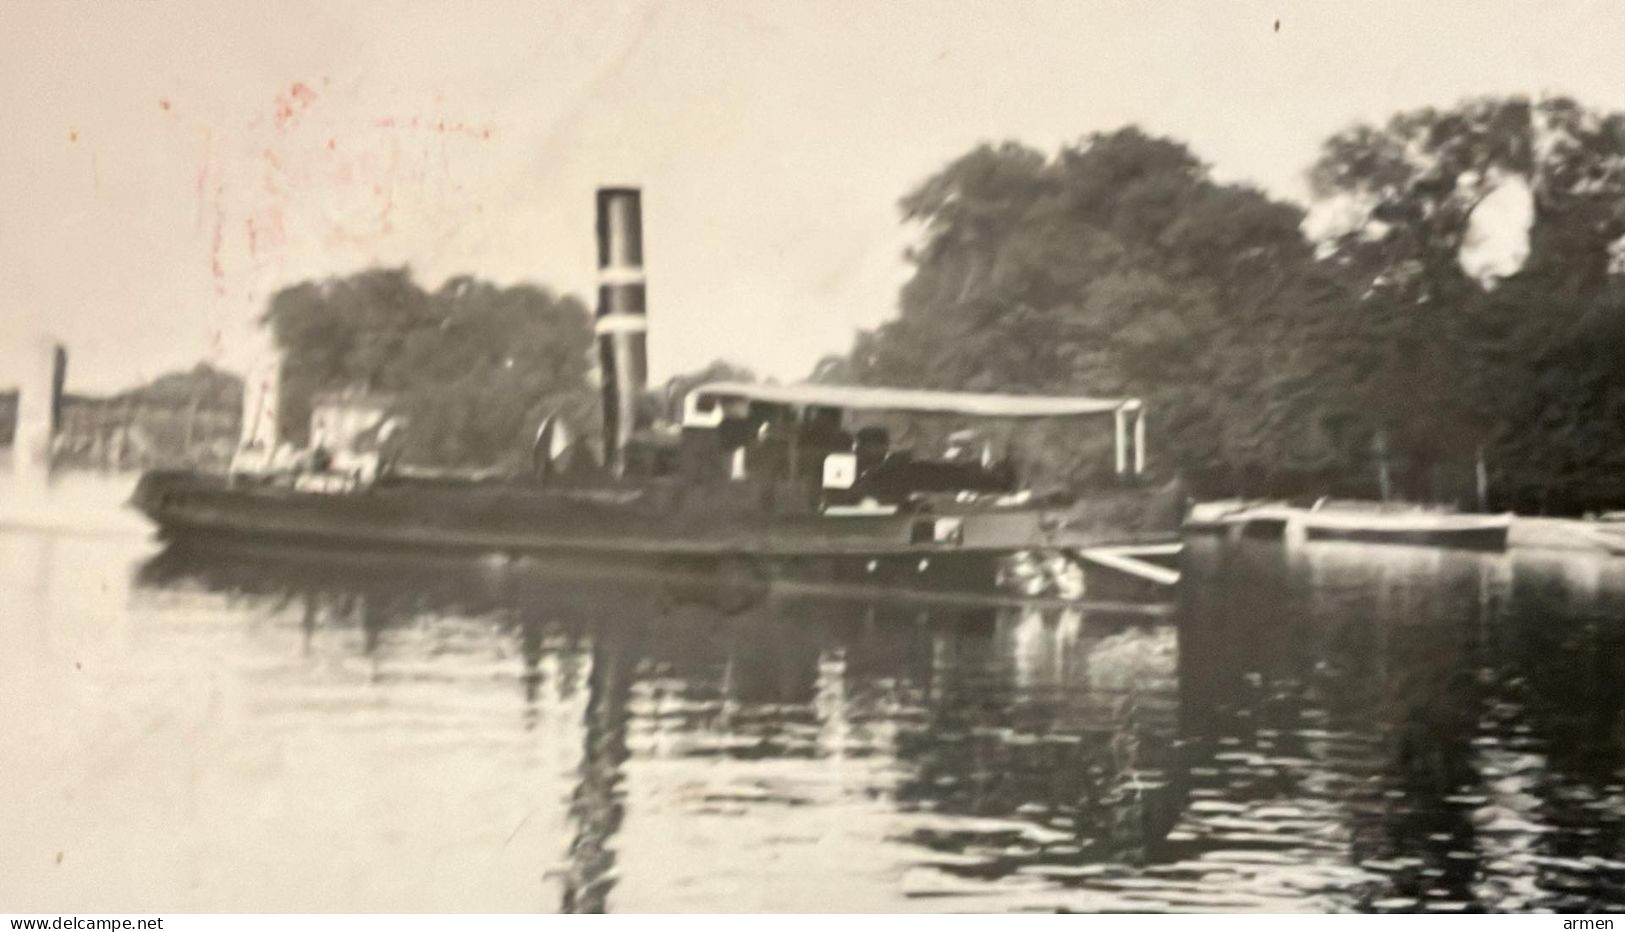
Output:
0 363 243 472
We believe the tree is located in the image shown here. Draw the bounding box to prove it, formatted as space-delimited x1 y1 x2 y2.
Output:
263 268 597 471
825 129 1359 495
1310 95 1625 509
265 267 431 445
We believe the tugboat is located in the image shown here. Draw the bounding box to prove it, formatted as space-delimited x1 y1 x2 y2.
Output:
134 188 1182 597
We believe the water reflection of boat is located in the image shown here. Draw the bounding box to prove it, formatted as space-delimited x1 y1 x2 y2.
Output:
115 517 1625 910
132 539 1188 908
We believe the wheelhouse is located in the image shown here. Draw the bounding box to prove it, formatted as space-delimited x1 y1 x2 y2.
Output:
673 381 1148 513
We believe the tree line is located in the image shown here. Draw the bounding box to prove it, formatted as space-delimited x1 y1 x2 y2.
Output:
263 94 1625 513
264 269 597 471
816 95 1625 513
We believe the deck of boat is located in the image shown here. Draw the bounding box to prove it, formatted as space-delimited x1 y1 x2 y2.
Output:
132 469 1180 562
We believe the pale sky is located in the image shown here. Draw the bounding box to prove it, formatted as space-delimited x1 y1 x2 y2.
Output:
2 0 1623 394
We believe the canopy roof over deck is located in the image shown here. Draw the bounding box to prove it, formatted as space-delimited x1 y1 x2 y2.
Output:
681 381 1150 475
685 381 1140 419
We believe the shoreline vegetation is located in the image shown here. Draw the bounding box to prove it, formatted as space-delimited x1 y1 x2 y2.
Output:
812 96 1625 517
25 93 1625 518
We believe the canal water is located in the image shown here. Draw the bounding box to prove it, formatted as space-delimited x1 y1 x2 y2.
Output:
3 474 1625 913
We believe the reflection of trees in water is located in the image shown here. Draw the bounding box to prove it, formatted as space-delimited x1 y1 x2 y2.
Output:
134 543 666 913
133 544 934 910
1480 553 1625 910
625 598 822 758
889 604 1183 874
129 536 1625 910
139 541 1188 895
1501 555 1625 780
1179 538 1625 911
1181 542 1490 908
624 594 931 761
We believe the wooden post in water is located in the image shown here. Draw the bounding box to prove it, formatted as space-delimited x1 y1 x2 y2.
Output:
237 354 281 466
1133 405 1146 476
1475 444 1490 513
11 336 66 479
1114 406 1128 475
182 383 201 461
1374 429 1392 503
786 405 802 507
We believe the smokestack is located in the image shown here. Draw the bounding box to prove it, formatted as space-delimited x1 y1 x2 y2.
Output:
595 187 648 477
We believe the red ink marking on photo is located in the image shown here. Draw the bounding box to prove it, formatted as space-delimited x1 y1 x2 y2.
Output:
273 81 319 131
210 183 226 294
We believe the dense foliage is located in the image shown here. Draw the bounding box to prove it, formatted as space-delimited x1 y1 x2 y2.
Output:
819 129 1356 495
264 268 597 470
820 98 1625 511
1310 96 1625 511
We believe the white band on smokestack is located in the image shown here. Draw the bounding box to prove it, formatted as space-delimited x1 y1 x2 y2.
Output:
594 314 650 335
597 265 647 287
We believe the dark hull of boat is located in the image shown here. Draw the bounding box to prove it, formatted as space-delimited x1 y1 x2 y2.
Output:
1302 524 1509 551
131 470 1182 596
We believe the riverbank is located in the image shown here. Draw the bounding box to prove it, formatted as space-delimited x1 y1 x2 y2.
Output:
1509 515 1625 554
1191 501 1625 558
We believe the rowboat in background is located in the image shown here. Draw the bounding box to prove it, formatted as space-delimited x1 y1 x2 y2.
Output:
1300 508 1512 551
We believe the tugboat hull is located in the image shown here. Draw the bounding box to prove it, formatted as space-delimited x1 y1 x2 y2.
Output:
131 470 1181 597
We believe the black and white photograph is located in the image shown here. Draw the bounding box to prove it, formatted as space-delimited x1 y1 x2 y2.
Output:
4 0 1625 919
